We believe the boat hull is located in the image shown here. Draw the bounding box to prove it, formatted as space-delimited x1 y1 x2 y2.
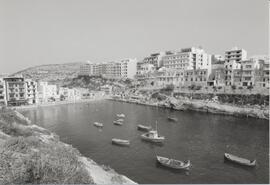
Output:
113 121 123 126
224 153 256 167
112 139 130 146
156 156 191 170
141 133 165 143
137 125 152 131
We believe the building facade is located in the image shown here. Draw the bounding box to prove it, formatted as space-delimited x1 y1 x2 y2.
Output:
25 79 38 104
37 82 58 103
0 78 7 106
162 47 211 71
224 47 247 86
141 52 166 69
4 77 27 106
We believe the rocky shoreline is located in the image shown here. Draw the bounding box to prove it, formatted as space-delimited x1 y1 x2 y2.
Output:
0 109 137 184
109 97 269 120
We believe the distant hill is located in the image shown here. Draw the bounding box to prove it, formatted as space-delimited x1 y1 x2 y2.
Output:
12 62 83 82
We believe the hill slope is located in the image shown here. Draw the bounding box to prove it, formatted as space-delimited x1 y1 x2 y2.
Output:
13 62 83 82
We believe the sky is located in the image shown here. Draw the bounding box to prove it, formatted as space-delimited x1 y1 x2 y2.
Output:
0 0 269 74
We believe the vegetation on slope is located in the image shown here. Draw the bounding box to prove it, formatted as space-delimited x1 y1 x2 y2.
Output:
0 109 93 184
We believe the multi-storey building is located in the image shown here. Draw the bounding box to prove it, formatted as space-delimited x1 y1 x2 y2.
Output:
104 62 121 79
25 79 37 104
224 47 247 86
162 47 211 71
119 58 137 79
208 60 226 86
37 82 58 103
4 77 27 106
240 59 262 87
141 52 166 69
0 78 7 106
79 59 137 79
184 69 210 87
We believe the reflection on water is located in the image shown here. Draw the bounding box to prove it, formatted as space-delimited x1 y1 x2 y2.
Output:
21 100 269 184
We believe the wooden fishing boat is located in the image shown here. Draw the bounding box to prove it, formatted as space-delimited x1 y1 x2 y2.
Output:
93 122 103 128
224 153 256 167
112 138 130 146
113 121 123 126
167 117 178 122
156 155 191 170
116 113 125 118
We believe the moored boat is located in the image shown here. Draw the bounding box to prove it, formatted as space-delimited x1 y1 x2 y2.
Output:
93 122 103 128
137 124 152 131
112 138 130 146
117 118 124 122
116 113 125 118
156 155 191 170
113 121 123 126
167 117 178 122
141 130 165 143
224 153 256 167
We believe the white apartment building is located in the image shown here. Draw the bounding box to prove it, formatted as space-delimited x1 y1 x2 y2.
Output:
119 58 137 79
162 47 212 71
224 47 247 86
25 79 37 104
37 82 58 103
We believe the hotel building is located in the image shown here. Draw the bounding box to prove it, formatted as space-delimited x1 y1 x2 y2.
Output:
162 47 211 71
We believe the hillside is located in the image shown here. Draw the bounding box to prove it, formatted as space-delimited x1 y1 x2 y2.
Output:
61 76 132 90
13 62 83 82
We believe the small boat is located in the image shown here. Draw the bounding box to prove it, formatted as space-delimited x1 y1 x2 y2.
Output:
93 122 103 128
156 155 191 170
167 117 178 122
117 118 124 122
117 114 125 118
112 138 130 146
137 124 152 131
141 121 165 143
224 153 256 167
113 121 123 126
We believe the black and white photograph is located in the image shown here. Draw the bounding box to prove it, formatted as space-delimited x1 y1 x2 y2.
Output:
0 0 269 184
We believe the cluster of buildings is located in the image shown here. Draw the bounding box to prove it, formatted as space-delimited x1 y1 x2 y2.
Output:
79 58 138 79
0 76 94 106
135 47 269 91
78 46 269 93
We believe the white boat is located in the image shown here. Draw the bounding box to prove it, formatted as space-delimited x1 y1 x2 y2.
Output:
113 121 123 126
156 156 191 170
141 121 165 143
117 118 124 122
116 113 125 118
224 153 256 167
93 122 103 128
112 138 130 146
137 124 152 131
